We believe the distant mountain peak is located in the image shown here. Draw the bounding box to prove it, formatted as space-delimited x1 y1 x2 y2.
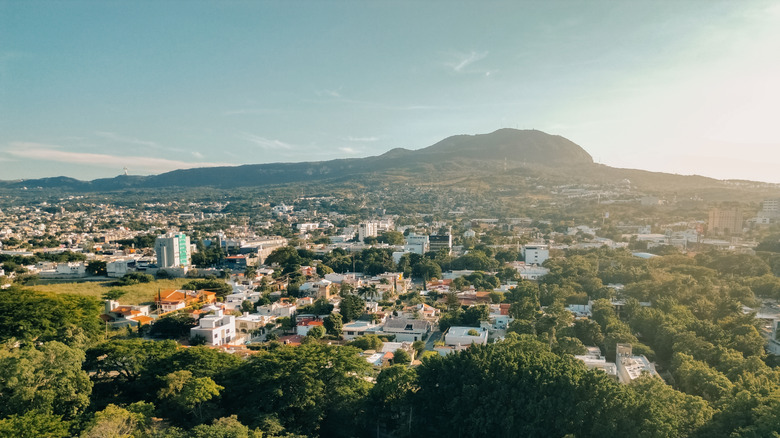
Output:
417 128 593 166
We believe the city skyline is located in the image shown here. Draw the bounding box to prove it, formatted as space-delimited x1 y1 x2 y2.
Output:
2 1 779 182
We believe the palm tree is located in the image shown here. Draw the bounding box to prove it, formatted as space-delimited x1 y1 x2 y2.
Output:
357 284 380 302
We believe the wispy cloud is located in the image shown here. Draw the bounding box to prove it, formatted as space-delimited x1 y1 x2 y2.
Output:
239 133 294 150
338 147 359 154
315 88 342 98
447 51 489 72
192 151 204 159
7 142 232 174
95 131 158 148
223 108 283 116
343 136 379 142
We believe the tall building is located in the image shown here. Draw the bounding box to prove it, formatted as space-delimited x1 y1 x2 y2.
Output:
358 222 378 243
155 233 191 268
523 244 549 265
708 207 743 236
762 199 780 219
428 234 452 254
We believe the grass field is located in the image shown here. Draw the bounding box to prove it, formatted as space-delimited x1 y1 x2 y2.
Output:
27 278 191 305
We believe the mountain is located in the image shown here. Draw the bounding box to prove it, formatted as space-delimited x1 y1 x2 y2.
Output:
0 129 775 199
0 129 593 190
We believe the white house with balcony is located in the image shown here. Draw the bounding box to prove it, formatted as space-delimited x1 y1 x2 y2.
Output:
190 309 236 346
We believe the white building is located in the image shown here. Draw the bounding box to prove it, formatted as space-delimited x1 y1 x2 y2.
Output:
404 233 430 254
382 318 431 342
522 245 549 265
616 343 659 384
575 346 618 378
511 262 550 280
256 302 297 318
234 313 276 341
342 320 381 340
358 222 378 242
444 326 489 346
155 233 191 268
190 309 236 346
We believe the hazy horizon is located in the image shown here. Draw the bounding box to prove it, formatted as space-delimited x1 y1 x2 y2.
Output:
2 1 779 182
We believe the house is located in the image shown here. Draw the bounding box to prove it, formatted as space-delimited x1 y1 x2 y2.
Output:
190 309 236 346
296 319 324 336
382 318 431 342
234 313 276 341
256 301 297 318
102 300 154 327
444 326 488 346
342 321 381 340
156 289 217 314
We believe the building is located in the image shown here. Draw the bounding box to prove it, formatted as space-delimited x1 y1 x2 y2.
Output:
708 207 743 236
444 326 489 346
404 233 430 254
615 343 659 384
358 222 378 243
575 346 618 379
522 245 549 265
234 313 276 340
382 318 431 342
190 309 236 346
762 199 780 219
296 319 324 336
155 289 216 313
155 233 191 268
342 320 381 340
429 234 452 254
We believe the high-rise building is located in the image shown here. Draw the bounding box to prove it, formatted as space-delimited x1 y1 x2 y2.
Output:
155 233 191 268
522 244 549 265
428 234 452 254
358 222 378 243
762 199 780 219
708 208 743 236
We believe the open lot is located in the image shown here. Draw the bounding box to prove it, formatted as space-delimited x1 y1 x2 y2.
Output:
27 278 192 305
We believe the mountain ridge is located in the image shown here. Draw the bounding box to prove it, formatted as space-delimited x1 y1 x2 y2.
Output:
0 129 773 196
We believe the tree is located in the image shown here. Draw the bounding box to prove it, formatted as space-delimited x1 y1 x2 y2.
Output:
149 314 200 340
0 287 103 347
393 349 411 365
0 410 70 438
357 284 380 302
86 260 107 276
221 343 372 437
189 415 262 438
339 294 365 322
350 334 384 351
306 325 326 340
158 370 223 423
378 231 405 246
367 365 417 432
412 336 630 437
0 341 92 420
324 313 343 338
240 300 255 313
182 279 233 299
102 288 127 301
80 402 154 438
85 339 179 385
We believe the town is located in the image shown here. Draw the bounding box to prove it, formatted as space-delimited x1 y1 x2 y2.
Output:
2 186 780 436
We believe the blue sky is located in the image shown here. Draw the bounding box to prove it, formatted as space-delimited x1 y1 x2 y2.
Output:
2 1 780 182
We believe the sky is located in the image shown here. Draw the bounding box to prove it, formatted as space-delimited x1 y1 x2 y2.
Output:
2 1 780 182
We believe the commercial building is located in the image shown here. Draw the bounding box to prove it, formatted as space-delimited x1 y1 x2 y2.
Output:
155 233 191 268
429 234 452 254
522 244 549 265
708 207 743 236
